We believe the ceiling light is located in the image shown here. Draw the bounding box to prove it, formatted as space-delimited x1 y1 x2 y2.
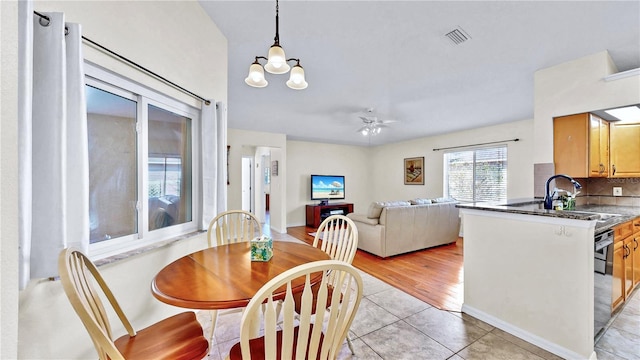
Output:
605 105 640 123
286 60 308 90
245 0 307 90
360 120 383 137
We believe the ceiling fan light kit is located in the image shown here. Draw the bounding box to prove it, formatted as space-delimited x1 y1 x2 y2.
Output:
357 108 396 136
245 0 308 90
360 126 382 136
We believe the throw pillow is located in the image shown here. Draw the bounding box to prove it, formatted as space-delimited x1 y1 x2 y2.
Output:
432 197 455 203
384 200 411 207
367 201 384 219
410 198 432 205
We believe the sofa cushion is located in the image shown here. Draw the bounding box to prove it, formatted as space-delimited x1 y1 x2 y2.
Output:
410 198 432 205
431 197 456 203
367 202 385 219
347 213 379 225
383 201 411 207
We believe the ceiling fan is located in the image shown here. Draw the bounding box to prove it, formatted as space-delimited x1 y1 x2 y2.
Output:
356 108 397 136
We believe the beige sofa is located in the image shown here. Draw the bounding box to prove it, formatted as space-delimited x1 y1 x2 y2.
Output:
347 199 460 258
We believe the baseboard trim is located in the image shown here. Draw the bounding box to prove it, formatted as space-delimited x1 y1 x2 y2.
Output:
461 304 597 360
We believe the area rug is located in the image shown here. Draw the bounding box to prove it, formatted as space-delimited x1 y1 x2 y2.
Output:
307 232 324 239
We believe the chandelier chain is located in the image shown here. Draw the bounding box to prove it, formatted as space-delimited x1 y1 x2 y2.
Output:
274 0 280 45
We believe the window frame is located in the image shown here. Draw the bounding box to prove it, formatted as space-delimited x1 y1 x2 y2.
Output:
443 145 508 203
85 62 201 259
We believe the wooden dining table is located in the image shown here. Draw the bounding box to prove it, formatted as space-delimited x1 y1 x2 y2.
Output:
151 241 331 311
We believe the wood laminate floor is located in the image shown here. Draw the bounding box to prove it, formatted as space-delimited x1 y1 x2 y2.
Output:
287 226 464 312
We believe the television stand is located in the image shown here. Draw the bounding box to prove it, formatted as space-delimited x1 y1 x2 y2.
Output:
305 202 354 228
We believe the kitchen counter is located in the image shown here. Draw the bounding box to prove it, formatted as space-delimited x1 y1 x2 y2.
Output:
457 198 640 234
457 199 640 359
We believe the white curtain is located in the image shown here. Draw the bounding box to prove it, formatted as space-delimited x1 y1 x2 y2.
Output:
200 101 228 229
201 101 217 228
215 101 228 214
18 0 34 290
18 12 89 288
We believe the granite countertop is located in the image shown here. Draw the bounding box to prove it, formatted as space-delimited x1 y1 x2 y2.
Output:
456 198 640 234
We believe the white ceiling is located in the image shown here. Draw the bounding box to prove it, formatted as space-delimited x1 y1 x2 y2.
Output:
199 1 640 146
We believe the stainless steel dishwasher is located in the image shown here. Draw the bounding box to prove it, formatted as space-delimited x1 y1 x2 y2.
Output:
594 229 614 339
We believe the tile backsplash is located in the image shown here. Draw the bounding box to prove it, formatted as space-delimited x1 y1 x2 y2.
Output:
533 163 555 198
557 177 640 207
581 177 640 206
533 164 640 206
586 177 640 196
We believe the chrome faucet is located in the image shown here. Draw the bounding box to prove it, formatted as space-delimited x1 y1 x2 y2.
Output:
544 174 582 209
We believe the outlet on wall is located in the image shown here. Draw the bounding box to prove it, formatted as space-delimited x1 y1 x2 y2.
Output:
613 187 623 196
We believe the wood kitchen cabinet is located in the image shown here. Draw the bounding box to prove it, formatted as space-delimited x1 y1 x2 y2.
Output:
612 238 625 311
623 236 634 298
553 113 609 178
612 218 640 312
610 122 640 177
590 116 609 177
633 218 640 288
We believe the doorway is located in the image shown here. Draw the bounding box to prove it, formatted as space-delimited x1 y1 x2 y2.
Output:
240 146 283 233
241 157 253 212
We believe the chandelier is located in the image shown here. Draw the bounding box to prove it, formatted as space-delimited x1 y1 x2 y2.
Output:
244 0 308 90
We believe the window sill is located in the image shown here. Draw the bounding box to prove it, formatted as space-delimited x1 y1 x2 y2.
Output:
93 230 206 267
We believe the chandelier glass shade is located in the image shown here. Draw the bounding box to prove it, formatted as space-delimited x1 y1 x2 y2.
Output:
246 0 307 90
264 45 290 74
245 60 268 87
286 62 308 90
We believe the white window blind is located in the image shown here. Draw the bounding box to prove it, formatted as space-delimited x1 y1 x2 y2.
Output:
444 146 507 202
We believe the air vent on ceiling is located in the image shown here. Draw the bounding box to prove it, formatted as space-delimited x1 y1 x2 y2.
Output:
445 27 471 45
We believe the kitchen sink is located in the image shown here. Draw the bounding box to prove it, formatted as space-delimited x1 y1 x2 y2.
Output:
564 211 622 222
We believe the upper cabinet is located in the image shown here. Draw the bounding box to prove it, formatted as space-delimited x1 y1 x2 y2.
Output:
590 115 610 177
610 122 640 177
553 113 609 178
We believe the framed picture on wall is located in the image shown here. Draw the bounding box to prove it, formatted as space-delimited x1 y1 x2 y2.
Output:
404 157 424 185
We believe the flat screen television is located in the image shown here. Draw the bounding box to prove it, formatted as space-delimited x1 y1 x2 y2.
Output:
310 174 345 201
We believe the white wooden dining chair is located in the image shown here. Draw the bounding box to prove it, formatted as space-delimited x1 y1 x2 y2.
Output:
207 209 261 247
58 248 209 360
227 260 363 360
305 214 359 353
313 214 359 264
206 209 261 341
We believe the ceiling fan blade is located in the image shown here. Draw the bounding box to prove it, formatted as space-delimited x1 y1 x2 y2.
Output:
379 119 397 124
355 126 368 133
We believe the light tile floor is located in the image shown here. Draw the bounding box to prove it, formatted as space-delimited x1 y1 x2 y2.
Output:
201 233 640 360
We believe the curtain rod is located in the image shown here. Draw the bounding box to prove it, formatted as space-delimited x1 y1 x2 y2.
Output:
432 138 520 151
33 11 211 106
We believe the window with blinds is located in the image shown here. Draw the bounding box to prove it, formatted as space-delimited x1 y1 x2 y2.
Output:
444 146 507 203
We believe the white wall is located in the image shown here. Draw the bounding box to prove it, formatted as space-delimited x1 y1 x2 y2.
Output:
282 119 533 227
14 1 228 358
34 0 227 108
462 210 595 359
19 235 209 359
1 1 20 358
370 119 535 202
534 51 640 164
286 141 372 226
